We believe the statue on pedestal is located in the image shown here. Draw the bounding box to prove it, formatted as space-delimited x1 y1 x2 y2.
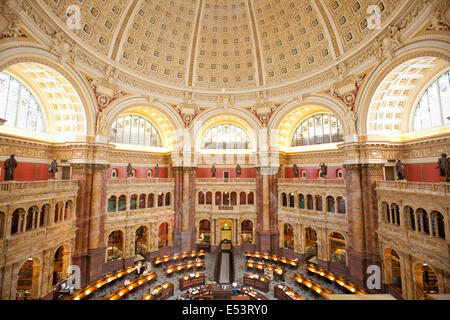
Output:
396 159 404 180
4 154 18 181
211 165 216 178
155 164 159 178
48 159 58 179
127 163 133 178
236 164 241 177
319 163 328 178
436 153 450 182
293 164 299 178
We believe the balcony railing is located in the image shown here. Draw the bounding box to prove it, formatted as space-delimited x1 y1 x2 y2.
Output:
278 178 345 185
107 178 175 185
0 180 78 194
196 178 256 183
376 181 449 196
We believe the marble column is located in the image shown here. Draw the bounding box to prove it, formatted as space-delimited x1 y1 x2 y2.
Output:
344 163 384 290
256 167 279 253
173 167 196 252
70 163 109 287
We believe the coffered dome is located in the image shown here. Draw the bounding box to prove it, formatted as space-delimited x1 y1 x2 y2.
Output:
41 0 402 91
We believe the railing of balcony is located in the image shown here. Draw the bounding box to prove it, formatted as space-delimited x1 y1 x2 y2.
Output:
278 178 345 185
0 180 78 193
376 181 450 196
107 178 175 185
196 178 256 183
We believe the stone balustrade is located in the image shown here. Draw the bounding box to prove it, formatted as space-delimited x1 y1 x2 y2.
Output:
376 181 450 196
0 180 78 196
196 178 256 184
107 178 175 185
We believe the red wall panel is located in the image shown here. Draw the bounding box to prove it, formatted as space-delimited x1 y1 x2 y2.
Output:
1 162 50 181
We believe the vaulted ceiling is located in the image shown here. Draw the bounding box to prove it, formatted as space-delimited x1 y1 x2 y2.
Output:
41 0 402 90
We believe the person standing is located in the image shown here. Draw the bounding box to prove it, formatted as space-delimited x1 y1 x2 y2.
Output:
127 163 133 178
48 159 58 179
436 153 450 182
4 154 18 181
396 159 405 180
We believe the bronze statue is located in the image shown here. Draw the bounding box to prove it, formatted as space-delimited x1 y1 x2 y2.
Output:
319 163 328 178
48 159 58 179
155 164 159 178
211 165 216 178
396 159 404 180
436 153 450 182
127 163 133 178
236 164 241 177
293 164 299 178
4 154 18 181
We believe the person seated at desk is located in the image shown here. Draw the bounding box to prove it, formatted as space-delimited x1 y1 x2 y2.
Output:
232 283 238 296
124 279 131 286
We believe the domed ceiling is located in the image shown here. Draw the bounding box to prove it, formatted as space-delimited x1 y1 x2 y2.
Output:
42 0 402 91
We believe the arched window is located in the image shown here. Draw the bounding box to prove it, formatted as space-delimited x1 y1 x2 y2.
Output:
404 206 415 231
118 195 126 211
147 193 154 208
130 194 138 210
0 72 44 132
298 194 305 209
430 211 445 239
283 223 294 249
198 191 205 205
337 197 346 214
230 192 237 206
202 123 251 149
198 219 211 243
301 170 307 178
329 232 347 264
315 195 323 211
157 193 163 207
307 194 313 210
289 193 295 208
386 249 402 292
281 193 287 207
215 192 222 205
413 70 450 131
205 191 212 205
139 194 146 209
291 113 343 147
247 192 254 205
107 231 123 261
327 196 335 213
239 192 246 205
111 169 118 178
241 220 253 244
165 193 171 206
109 113 162 147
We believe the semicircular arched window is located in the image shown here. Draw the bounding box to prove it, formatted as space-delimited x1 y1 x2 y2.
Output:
413 70 450 131
291 113 343 147
110 113 162 147
0 72 44 132
202 123 251 149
